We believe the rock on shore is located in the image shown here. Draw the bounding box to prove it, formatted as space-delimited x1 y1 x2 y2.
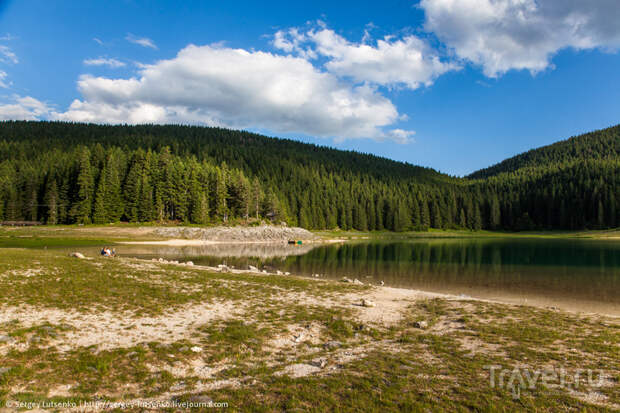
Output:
153 225 316 243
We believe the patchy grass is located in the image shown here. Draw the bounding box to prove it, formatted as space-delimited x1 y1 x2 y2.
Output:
0 247 618 411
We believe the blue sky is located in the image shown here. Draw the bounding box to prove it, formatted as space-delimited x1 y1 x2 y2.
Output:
0 0 619 176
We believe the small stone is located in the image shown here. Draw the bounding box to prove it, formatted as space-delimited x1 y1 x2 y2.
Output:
361 299 376 308
188 395 213 404
0 367 11 374
324 340 341 350
340 277 353 283
186 261 194 266
293 333 304 343
310 359 327 368
70 252 86 259
276 270 283 275
413 321 428 329
248 265 258 272
353 279 364 285
178 346 189 352
190 346 203 353
0 335 15 344
284 272 290 275
262 270 268 274
158 258 165 262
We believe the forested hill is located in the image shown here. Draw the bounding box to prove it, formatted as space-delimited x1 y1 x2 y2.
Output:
0 121 618 231
0 121 448 184
468 124 620 179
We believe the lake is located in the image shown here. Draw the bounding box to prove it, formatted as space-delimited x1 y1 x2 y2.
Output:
114 238 620 316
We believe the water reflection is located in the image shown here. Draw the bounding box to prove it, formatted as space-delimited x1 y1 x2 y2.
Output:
121 238 620 315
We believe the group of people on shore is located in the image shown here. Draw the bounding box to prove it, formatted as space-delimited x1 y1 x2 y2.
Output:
100 246 116 257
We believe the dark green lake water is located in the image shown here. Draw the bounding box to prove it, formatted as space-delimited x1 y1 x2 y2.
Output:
117 238 620 315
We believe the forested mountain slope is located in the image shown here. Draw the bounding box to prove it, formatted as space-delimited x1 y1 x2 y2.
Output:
0 121 448 184
0 121 617 231
468 125 620 179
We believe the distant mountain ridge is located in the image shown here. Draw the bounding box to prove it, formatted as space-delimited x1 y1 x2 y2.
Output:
468 124 620 179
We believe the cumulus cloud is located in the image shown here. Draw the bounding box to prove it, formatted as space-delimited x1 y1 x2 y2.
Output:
126 34 157 49
57 44 411 142
273 25 457 89
420 0 620 77
0 96 53 120
387 128 416 144
83 57 126 68
0 45 17 64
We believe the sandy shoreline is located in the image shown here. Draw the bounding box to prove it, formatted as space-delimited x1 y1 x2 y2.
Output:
120 238 344 246
134 257 620 319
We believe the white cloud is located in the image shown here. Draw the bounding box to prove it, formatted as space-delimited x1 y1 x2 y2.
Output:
56 44 412 142
273 25 457 89
0 45 17 64
272 28 317 59
0 96 53 120
420 0 620 77
387 128 416 144
126 34 157 49
93 37 104 46
0 71 8 88
83 57 126 68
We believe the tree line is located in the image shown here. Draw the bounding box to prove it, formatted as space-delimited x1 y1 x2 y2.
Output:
0 121 617 231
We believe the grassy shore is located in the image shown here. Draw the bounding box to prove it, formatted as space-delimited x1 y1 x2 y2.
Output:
1 224 619 250
316 227 620 240
0 246 617 411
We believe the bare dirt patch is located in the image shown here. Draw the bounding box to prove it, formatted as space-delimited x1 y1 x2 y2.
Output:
0 301 243 353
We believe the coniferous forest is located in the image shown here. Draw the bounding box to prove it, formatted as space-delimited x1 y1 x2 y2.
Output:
0 121 618 231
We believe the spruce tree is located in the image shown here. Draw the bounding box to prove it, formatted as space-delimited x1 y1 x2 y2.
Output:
92 172 107 224
44 178 59 225
70 147 94 224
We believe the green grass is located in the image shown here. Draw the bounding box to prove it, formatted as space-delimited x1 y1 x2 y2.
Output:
0 246 617 411
316 227 620 240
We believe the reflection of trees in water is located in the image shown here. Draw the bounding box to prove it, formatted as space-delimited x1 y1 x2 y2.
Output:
277 241 620 303
122 240 620 305
120 243 317 260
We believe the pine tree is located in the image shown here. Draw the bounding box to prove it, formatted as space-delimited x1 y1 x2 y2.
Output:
431 199 442 229
472 203 483 231
44 178 59 225
459 208 467 228
251 177 262 220
138 174 154 222
104 153 124 222
92 172 107 224
193 192 210 224
70 147 94 224
420 198 430 230
215 168 228 221
489 195 501 230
